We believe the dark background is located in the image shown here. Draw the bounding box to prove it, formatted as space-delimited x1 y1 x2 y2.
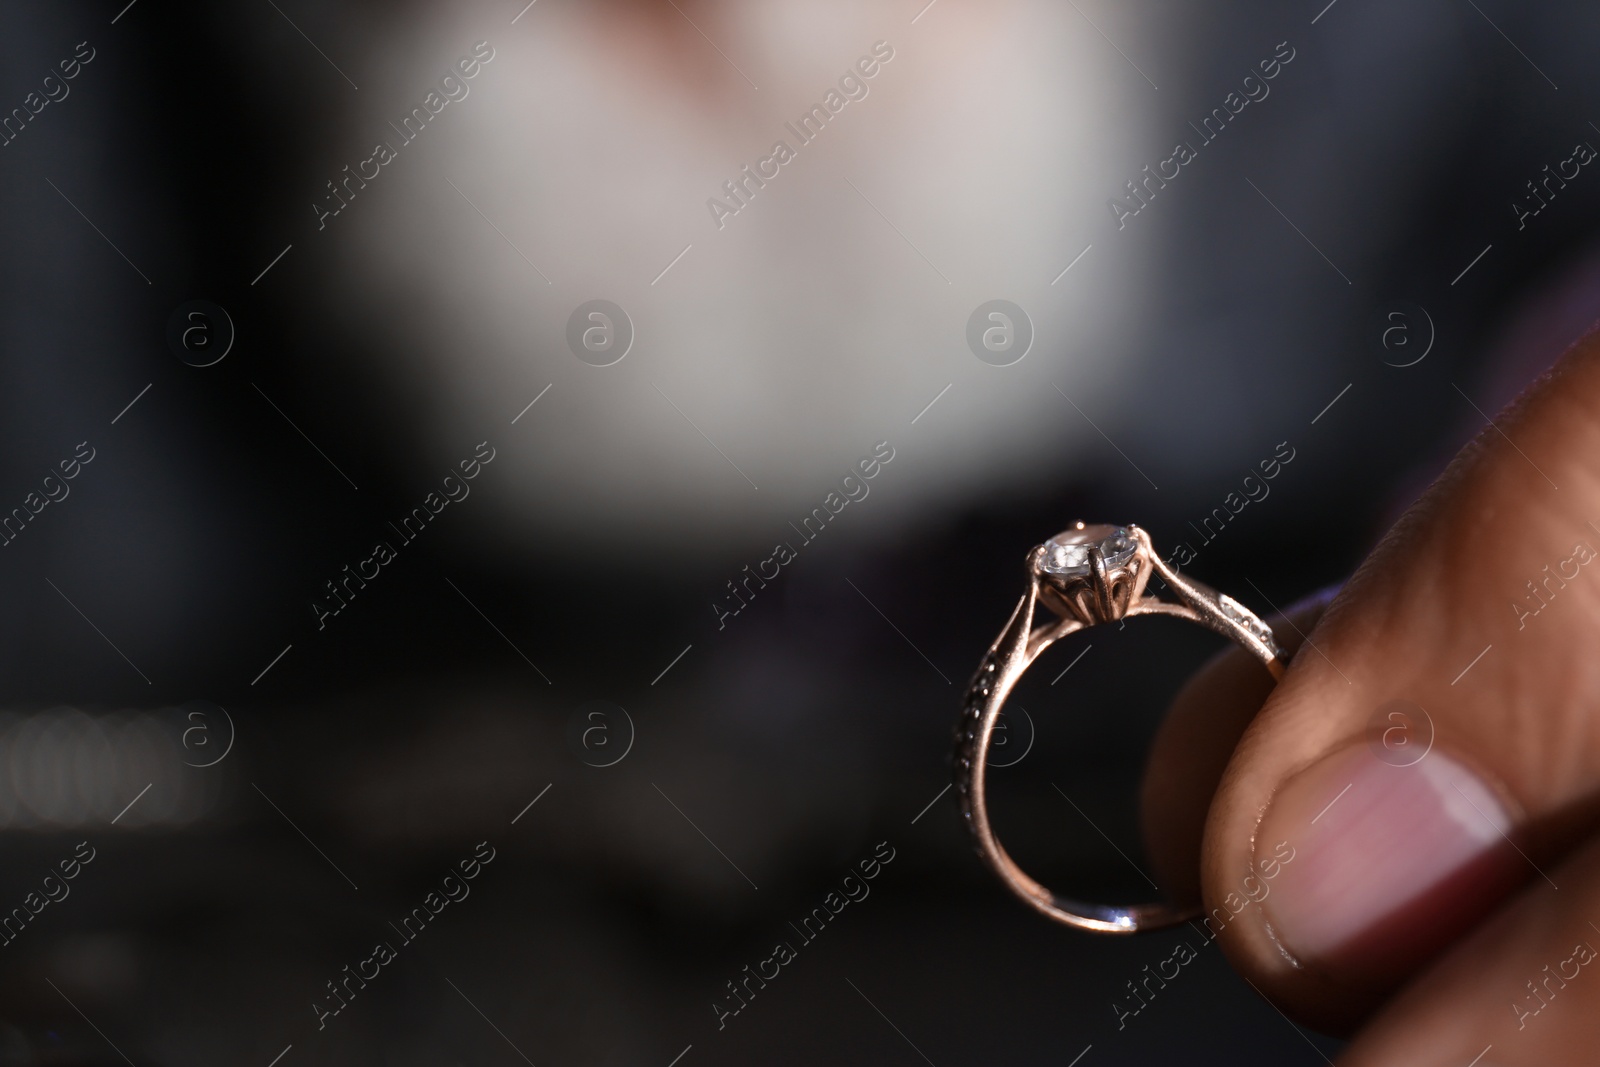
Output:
2 0 1599 1063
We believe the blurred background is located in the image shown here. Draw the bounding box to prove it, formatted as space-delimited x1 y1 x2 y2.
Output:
2 0 1600 1062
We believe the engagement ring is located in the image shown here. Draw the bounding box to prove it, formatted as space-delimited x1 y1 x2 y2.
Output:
952 523 1287 933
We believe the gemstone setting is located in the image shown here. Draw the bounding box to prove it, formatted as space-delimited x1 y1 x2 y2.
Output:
1039 523 1136 577
1218 594 1275 645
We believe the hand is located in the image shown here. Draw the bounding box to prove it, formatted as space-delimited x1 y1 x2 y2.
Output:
1141 332 1600 1063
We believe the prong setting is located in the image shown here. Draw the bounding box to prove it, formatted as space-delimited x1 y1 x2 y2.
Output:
1033 522 1148 625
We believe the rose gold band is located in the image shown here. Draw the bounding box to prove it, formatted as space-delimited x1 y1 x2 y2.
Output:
952 524 1287 933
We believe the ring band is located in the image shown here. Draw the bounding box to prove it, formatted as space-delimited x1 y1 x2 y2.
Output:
952 523 1287 934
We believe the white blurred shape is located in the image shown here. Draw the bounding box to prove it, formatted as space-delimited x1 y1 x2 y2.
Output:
0 707 220 830
327 0 1157 555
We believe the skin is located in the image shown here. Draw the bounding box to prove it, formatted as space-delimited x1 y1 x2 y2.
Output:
1142 331 1600 1063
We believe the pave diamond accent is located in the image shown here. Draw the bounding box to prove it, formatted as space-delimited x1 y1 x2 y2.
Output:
1218 594 1274 645
1039 524 1136 577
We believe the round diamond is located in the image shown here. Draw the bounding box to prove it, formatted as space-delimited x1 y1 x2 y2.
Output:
1039 524 1136 577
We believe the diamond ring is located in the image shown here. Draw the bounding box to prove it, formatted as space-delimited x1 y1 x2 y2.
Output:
952 523 1287 933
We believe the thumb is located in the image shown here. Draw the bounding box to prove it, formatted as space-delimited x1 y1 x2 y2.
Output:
1199 333 1600 1034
